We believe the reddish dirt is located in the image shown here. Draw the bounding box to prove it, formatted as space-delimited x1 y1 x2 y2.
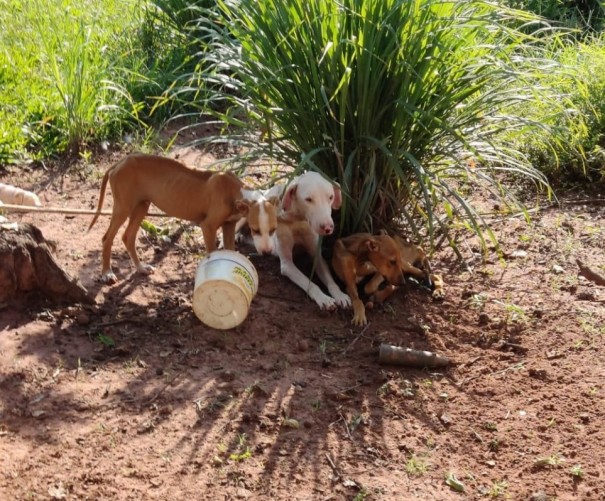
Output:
1 147 604 501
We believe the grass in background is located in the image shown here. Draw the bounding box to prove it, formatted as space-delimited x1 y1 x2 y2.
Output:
0 0 216 163
192 0 575 248
0 0 143 162
505 0 605 33
123 0 213 126
517 34 605 182
137 0 233 126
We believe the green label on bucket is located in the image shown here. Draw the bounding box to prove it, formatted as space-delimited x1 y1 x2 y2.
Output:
233 266 254 292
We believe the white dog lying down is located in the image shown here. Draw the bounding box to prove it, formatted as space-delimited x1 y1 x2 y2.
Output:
259 171 351 310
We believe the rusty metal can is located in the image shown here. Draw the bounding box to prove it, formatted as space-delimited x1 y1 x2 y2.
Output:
378 343 449 368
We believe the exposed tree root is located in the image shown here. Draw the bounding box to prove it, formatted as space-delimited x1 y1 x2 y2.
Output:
0 222 93 304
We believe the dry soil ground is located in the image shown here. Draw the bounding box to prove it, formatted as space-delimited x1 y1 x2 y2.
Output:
1 146 604 501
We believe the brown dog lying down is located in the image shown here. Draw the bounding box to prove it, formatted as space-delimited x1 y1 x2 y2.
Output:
368 234 445 304
332 232 406 325
332 232 445 325
88 153 270 284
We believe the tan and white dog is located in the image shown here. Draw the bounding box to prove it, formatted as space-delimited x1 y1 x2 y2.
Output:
88 153 274 284
235 192 279 255
260 172 351 310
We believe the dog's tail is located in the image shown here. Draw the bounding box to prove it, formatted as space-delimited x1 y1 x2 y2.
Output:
87 164 113 232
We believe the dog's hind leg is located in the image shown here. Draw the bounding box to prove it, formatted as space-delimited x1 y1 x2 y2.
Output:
101 208 129 284
401 261 430 284
122 200 153 275
430 273 445 299
364 273 385 296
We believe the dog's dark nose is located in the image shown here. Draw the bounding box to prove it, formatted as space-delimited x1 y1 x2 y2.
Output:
320 223 334 235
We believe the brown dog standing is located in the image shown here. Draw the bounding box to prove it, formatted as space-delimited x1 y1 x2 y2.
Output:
332 233 405 325
88 153 250 284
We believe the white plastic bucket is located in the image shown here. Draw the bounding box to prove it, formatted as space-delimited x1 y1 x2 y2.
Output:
192 250 259 330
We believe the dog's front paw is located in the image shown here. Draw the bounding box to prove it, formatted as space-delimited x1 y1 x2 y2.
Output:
137 264 155 276
313 293 337 311
101 271 118 285
352 311 368 326
352 300 367 326
331 290 351 308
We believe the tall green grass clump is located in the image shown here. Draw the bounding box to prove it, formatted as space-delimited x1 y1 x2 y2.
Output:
119 0 237 129
518 34 605 181
0 0 141 162
37 19 117 156
198 0 571 244
125 0 218 125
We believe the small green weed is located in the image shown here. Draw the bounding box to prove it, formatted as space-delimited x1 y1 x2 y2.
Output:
319 339 329 356
488 480 508 498
405 455 428 476
494 299 528 323
229 448 252 462
488 438 500 453
352 490 369 501
96 334 115 348
468 293 488 310
484 422 498 432
377 382 392 397
228 433 252 462
534 453 564 468
570 464 584 479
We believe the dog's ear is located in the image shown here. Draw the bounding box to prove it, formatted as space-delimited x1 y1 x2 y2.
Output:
267 196 281 207
235 199 251 215
364 238 379 253
282 184 297 211
331 182 342 209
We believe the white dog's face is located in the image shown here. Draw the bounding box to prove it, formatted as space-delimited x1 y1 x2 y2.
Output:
282 172 342 236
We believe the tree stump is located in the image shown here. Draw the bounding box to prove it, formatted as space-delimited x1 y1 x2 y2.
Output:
0 222 93 304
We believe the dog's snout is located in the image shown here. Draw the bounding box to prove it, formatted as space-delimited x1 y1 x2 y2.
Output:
253 235 274 256
259 242 274 254
320 223 334 235
389 271 405 286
